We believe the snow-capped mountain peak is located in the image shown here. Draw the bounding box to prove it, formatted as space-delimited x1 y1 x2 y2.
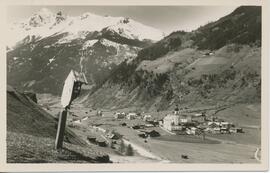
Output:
105 18 165 41
8 8 165 48
28 8 56 27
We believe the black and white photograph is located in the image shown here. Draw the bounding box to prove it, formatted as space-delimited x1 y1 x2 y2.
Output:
1 0 269 172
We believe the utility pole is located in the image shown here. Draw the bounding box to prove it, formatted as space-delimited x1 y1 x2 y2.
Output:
54 70 87 150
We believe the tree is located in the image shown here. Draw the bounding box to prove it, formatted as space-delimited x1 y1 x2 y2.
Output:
168 37 182 50
108 140 115 149
119 140 125 154
125 144 134 156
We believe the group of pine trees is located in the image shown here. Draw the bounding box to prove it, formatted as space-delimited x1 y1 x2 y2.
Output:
118 140 134 156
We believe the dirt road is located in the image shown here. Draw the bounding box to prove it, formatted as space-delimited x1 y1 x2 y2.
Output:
122 139 170 163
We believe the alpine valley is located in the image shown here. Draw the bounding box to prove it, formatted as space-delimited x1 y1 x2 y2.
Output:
7 6 261 111
6 6 262 164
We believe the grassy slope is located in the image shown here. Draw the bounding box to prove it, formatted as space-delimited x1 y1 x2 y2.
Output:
84 7 261 112
7 86 110 163
85 44 260 110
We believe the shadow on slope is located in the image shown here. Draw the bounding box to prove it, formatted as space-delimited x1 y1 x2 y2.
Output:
7 85 110 163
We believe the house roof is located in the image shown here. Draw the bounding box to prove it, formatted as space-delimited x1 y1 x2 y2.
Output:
87 136 96 139
72 70 88 84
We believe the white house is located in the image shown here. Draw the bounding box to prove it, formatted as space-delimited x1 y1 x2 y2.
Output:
179 116 192 123
145 123 154 128
114 112 125 119
126 113 136 120
220 122 230 129
81 116 88 121
143 115 152 121
194 113 203 117
208 121 221 127
73 120 82 124
171 125 184 131
163 114 181 131
186 127 199 135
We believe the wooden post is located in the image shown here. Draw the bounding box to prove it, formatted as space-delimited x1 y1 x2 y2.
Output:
55 108 68 150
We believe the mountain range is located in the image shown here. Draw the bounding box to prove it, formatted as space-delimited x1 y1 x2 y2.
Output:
7 8 164 94
7 6 261 112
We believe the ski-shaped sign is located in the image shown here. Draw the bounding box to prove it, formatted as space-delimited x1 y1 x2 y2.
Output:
60 70 88 108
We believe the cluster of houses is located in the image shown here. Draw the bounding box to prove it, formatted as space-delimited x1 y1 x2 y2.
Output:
114 112 138 120
114 112 160 128
114 112 156 121
87 126 123 148
137 129 160 138
161 113 243 135
114 112 161 138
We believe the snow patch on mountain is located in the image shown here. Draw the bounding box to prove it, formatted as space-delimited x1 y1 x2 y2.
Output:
48 56 56 63
100 38 122 49
23 80 36 88
82 39 99 49
98 38 141 65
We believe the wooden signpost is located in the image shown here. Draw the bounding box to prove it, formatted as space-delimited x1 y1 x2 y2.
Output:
55 70 87 150
55 108 68 149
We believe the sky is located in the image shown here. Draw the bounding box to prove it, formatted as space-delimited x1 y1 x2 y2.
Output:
7 6 238 34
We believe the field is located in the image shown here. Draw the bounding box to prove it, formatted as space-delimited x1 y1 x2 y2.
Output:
207 128 260 146
154 135 219 144
110 125 258 163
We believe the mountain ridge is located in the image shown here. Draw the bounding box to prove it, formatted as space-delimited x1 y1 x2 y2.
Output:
82 6 261 111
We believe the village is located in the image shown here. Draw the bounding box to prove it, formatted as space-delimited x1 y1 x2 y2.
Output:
62 103 246 162
112 107 243 137
70 106 243 140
